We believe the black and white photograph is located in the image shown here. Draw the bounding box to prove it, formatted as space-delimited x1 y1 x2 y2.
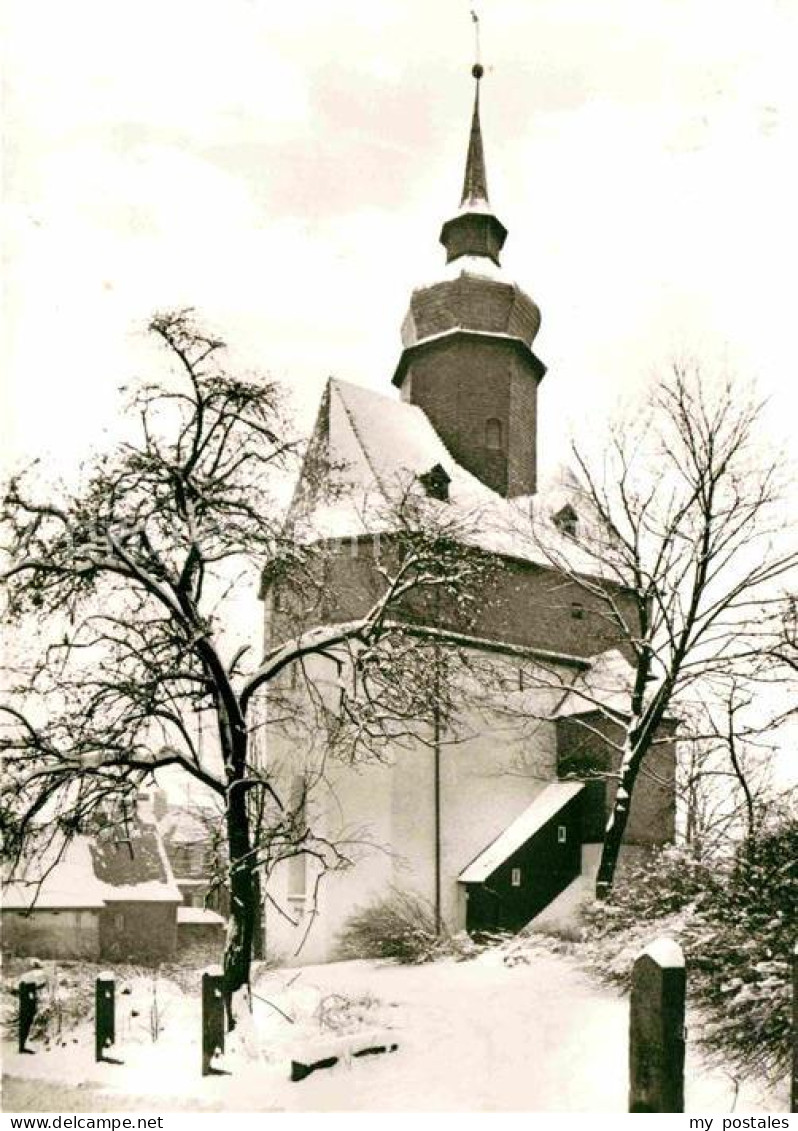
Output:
1 0 796 1117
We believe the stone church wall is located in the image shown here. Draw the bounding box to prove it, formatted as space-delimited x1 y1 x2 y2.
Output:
556 711 676 846
266 541 641 667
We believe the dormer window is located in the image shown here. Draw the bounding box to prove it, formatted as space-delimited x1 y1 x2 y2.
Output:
485 418 503 451
554 504 578 538
418 463 451 502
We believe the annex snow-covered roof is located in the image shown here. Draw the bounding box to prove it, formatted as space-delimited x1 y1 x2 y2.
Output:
458 782 585 884
291 378 618 579
553 649 636 719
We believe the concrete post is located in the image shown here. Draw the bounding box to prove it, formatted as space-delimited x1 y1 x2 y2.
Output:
201 968 225 1076
629 937 686 1113
95 973 115 1062
18 973 40 1053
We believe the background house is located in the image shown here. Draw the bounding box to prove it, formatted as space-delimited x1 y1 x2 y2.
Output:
153 789 230 918
3 815 183 963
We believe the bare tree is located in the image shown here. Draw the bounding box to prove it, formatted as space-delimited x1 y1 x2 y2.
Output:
516 362 798 897
0 310 484 1017
677 674 786 859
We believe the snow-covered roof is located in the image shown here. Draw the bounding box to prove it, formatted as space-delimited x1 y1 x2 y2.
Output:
90 818 182 903
177 906 226 926
3 822 182 911
291 378 614 576
458 782 585 884
552 649 636 719
641 937 684 968
2 838 109 911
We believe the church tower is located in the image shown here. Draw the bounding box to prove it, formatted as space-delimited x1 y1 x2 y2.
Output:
392 64 546 498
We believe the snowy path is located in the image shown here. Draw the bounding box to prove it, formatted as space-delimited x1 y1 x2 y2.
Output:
1 949 786 1112
283 950 630 1111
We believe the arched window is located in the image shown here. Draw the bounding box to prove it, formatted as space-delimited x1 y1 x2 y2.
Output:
485 417 503 451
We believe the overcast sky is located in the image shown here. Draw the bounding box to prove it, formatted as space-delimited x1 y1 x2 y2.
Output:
2 0 797 478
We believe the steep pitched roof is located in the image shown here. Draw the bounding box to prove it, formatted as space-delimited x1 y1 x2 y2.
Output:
90 818 181 902
159 804 216 845
291 378 615 578
458 782 585 883
460 74 490 210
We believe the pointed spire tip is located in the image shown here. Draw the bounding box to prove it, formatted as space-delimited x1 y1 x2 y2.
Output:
460 68 490 208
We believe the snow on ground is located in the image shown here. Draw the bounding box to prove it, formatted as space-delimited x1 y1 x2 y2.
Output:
2 946 789 1112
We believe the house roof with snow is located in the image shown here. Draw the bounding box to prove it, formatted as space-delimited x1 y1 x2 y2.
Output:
2 838 109 911
90 818 182 903
458 782 585 884
2 818 182 912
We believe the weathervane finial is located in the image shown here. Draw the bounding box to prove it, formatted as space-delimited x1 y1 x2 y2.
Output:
470 6 484 80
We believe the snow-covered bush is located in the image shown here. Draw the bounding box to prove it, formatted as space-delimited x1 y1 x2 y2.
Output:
685 817 797 1079
337 888 485 964
579 820 797 1081
582 845 710 939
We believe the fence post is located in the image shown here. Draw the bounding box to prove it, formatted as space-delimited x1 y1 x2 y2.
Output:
202 968 225 1076
95 973 115 1062
786 940 791 1108
18 972 40 1053
629 937 685 1113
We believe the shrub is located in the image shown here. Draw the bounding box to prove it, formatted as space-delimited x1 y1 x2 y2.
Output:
336 888 486 964
582 844 711 940
684 818 797 1079
579 820 797 1081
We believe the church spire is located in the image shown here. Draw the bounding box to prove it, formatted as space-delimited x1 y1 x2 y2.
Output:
439 61 507 266
460 65 489 209
392 13 545 499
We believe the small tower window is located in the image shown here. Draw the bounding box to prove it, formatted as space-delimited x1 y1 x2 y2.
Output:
485 418 503 451
418 463 451 502
511 867 522 887
557 825 567 844
554 504 578 538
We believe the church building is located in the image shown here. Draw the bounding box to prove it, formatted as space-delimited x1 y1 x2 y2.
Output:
260 64 676 964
